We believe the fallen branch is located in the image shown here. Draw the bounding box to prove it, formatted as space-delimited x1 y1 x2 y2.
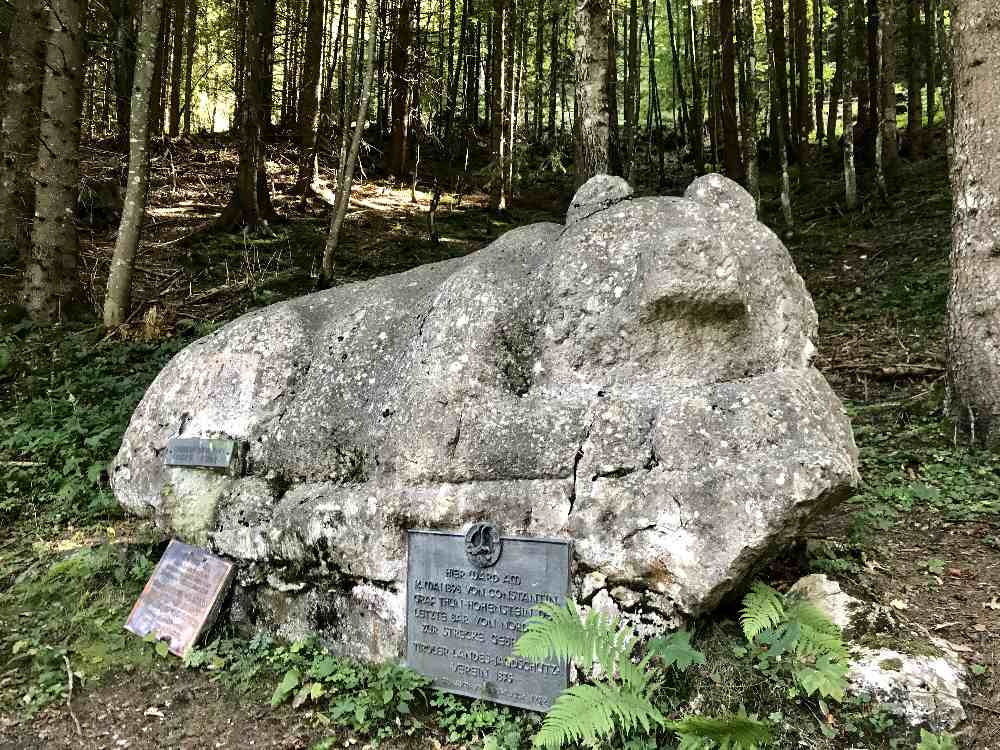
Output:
62 654 82 736
826 363 946 380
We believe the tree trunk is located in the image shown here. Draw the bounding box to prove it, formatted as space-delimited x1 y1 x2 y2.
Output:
793 0 809 144
736 0 758 202
826 0 845 148
104 0 166 327
23 0 87 321
923 0 935 127
183 0 197 134
665 0 688 142
812 0 824 143
623 0 638 172
387 0 414 177
168 0 186 136
218 0 276 230
841 0 857 209
574 0 611 185
111 0 136 150
719 0 740 178
769 0 790 160
0 0 45 255
607 2 621 176
534 0 544 139
906 0 923 134
322 1 377 278
296 0 324 188
686 0 703 171
149 3 170 135
548 3 558 138
946 0 1000 445
489 0 511 210
877 0 899 190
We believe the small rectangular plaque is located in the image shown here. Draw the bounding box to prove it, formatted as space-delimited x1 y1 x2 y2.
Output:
125 539 235 656
405 528 571 712
164 437 236 471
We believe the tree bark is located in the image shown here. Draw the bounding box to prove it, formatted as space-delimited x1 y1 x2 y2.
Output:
574 0 611 186
877 0 899 190
23 0 87 321
296 0 325 188
842 0 857 209
149 3 170 135
685 0 703 171
793 0 809 144
218 0 276 230
489 0 512 210
923 0 935 127
104 0 166 327
183 0 197 134
111 0 136 150
946 0 1000 446
547 3 558 138
812 0 824 143
906 0 923 134
826 0 845 147
168 0 186 136
719 0 741 178
387 0 414 177
665 0 688 142
769 0 790 160
736 0 757 202
0 0 45 256
322 1 377 278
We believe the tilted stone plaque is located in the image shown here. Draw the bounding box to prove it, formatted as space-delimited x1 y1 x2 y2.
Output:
164 437 237 471
125 539 235 656
406 524 571 711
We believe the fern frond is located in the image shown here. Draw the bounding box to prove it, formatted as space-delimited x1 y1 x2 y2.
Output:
667 714 772 750
785 599 849 662
794 654 848 700
739 582 785 642
532 683 664 749
514 599 636 680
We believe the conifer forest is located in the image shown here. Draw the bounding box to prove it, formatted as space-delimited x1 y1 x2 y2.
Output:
0 0 999 746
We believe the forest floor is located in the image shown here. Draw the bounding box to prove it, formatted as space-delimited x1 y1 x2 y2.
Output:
0 138 998 749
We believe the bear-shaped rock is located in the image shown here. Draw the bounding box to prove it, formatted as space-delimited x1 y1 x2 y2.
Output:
113 174 859 659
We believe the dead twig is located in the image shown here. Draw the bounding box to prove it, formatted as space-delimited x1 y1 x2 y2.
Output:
62 654 82 736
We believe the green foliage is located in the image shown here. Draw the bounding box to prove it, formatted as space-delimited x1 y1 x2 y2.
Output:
740 583 849 701
670 712 773 749
515 601 769 750
430 692 529 746
0 541 160 713
916 729 958 750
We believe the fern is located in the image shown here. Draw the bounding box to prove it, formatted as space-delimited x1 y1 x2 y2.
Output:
667 713 772 750
646 629 706 671
739 582 785 642
532 683 665 749
740 581 850 702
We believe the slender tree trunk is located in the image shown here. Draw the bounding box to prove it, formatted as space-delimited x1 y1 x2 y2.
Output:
489 0 511 210
665 0 688 142
686 0 703 170
24 0 87 321
812 0 824 143
842 0 857 209
0 0 45 255
168 0 186 136
826 0 845 147
322 1 377 278
548 3 558 138
149 3 170 135
574 0 611 186
769 0 790 159
111 0 136 150
388 0 414 177
765 0 792 227
877 0 899 191
736 0 758 203
947 0 1000 445
607 2 621 175
623 0 638 172
296 0 325 188
793 0 809 144
923 0 935 127
906 0 923 135
719 0 741 178
183 0 197 134
104 0 166 327
534 0 544 139
218 0 277 230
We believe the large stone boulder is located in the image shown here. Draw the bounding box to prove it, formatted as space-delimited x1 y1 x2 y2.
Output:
113 174 859 660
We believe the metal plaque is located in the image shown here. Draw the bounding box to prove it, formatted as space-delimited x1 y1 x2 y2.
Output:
164 437 236 471
406 528 571 712
125 539 235 656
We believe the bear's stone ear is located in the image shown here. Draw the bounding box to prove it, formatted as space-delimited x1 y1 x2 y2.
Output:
683 173 757 221
566 174 634 226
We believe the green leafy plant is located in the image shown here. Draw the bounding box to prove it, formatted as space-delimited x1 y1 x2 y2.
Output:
513 600 770 749
916 729 958 750
739 582 849 701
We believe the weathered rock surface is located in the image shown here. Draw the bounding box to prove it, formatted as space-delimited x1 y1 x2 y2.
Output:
113 175 859 660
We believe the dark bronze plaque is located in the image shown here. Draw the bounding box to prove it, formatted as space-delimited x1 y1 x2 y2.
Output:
125 539 235 656
406 528 571 712
164 437 236 471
